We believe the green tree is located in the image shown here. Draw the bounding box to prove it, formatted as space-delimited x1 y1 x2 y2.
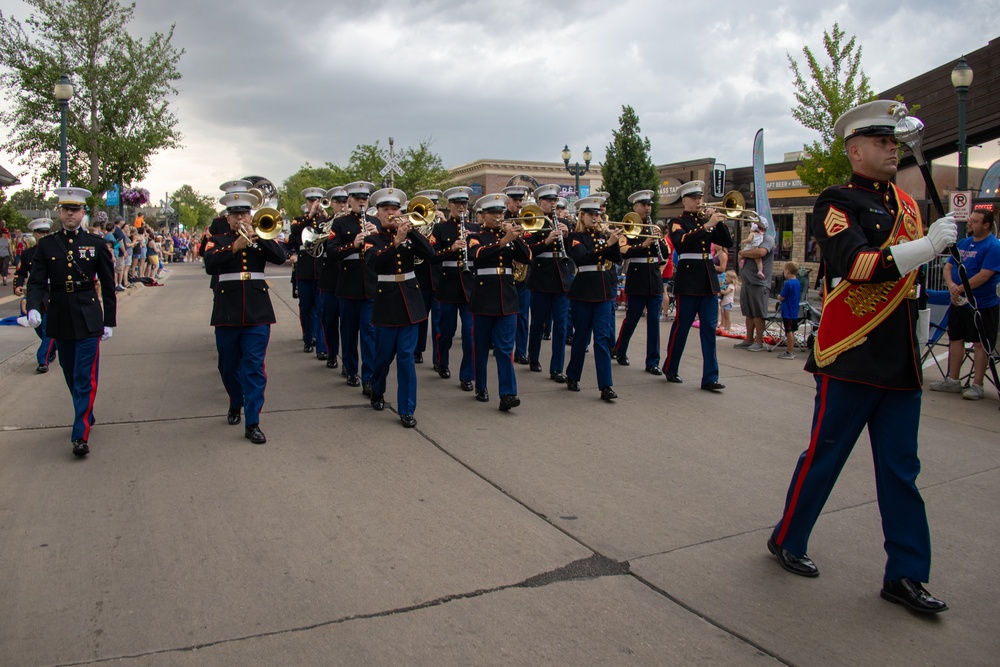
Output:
0 0 183 203
0 190 29 230
600 106 659 221
788 23 875 194
171 184 216 231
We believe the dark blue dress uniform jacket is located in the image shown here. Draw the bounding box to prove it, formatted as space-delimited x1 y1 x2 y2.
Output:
288 214 326 280
27 227 117 338
329 212 380 300
803 174 920 389
468 229 532 316
365 229 437 326
622 236 669 295
567 231 622 302
430 217 474 303
203 232 287 326
668 211 733 296
526 214 575 293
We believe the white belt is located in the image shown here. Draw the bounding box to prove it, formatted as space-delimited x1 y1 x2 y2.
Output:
218 272 266 281
341 251 361 261
477 267 509 276
442 261 463 267
678 253 709 261
378 272 416 282
536 252 554 258
577 265 606 272
631 258 660 264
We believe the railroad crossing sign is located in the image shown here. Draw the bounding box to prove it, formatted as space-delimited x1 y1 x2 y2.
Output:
378 137 405 178
950 191 972 221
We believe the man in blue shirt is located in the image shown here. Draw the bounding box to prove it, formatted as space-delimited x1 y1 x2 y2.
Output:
929 209 1000 400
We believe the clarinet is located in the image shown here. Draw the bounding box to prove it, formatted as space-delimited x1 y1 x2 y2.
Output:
554 209 566 258
459 210 470 271
649 214 665 264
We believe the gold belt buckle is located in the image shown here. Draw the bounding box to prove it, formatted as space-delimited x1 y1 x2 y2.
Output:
497 268 506 275
240 271 251 281
65 280 75 293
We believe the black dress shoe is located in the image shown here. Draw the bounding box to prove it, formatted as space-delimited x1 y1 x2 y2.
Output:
36 364 48 373
514 355 530 365
437 367 451 379
767 537 819 577
600 387 618 401
616 355 630 366
566 379 580 392
327 357 339 369
550 371 566 383
460 380 474 391
646 366 663 376
346 374 361 387
565 335 573 346
341 366 348 376
475 389 490 402
499 394 520 411
303 342 314 353
72 439 89 457
227 407 242 425
245 424 266 445
316 352 328 360
529 361 542 372
362 382 372 397
881 578 948 614
370 394 385 411
666 374 683 383
400 414 417 428
701 381 725 392
542 333 551 340
414 353 423 364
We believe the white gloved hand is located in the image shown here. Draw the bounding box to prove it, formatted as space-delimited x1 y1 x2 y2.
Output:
891 217 958 276
27 309 42 328
16 316 30 327
927 216 958 254
101 327 113 341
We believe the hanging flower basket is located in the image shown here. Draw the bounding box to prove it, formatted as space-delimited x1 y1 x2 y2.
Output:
121 187 150 207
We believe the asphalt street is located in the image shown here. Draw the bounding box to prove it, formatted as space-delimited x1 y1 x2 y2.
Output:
0 261 997 666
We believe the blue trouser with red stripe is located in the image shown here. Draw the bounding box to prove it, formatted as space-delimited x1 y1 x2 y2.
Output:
372 324 418 415
664 293 719 383
215 325 270 426
615 293 663 369
771 375 931 583
35 313 57 366
56 337 100 442
473 313 517 396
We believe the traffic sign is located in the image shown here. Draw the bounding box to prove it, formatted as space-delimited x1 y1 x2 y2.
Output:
950 191 972 220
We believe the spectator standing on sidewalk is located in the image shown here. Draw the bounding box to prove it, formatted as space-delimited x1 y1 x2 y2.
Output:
734 217 775 351
776 261 801 359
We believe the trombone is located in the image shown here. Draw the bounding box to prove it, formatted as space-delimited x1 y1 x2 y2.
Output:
507 204 551 231
238 207 283 248
602 212 663 239
389 195 438 233
698 190 761 224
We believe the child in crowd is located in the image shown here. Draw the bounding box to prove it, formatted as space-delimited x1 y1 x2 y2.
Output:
740 220 767 279
719 270 736 332
776 261 801 359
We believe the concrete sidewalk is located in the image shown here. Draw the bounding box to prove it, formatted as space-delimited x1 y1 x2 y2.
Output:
0 262 996 666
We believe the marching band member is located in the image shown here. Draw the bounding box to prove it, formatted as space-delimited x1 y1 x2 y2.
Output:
429 186 476 391
318 186 349 370
365 188 436 429
288 187 328 356
564 196 623 400
591 191 611 222
502 185 532 365
467 193 531 410
613 189 669 375
525 184 574 382
413 189 444 366
768 101 956 613
26 187 116 457
329 181 380 392
14 218 57 373
203 181 287 445
662 180 732 391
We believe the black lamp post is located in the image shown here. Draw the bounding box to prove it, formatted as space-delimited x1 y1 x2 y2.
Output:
951 56 974 192
53 73 74 187
561 144 593 200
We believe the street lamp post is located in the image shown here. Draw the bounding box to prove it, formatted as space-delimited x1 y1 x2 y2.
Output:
561 144 593 201
951 56 974 193
53 73 74 188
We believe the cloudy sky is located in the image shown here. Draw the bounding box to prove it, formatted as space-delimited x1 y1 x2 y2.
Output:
0 0 996 203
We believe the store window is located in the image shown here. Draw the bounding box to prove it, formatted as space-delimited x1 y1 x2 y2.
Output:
803 213 820 262
772 213 794 261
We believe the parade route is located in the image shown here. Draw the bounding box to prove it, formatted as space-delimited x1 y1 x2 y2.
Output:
0 261 997 666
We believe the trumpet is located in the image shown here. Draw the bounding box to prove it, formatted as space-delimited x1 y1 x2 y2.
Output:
698 190 761 224
602 212 663 239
